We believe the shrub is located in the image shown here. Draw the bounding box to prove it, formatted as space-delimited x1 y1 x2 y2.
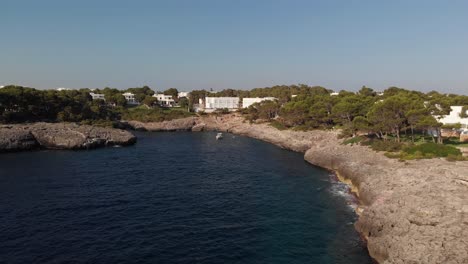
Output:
269 120 287 130
446 154 467 162
121 107 194 122
384 152 401 159
368 140 404 152
403 143 461 158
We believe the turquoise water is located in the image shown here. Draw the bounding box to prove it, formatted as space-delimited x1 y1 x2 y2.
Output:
0 131 371 263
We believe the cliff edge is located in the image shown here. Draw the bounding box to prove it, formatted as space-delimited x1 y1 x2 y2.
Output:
0 123 136 152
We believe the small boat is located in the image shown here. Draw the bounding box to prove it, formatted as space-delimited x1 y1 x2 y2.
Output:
216 133 223 140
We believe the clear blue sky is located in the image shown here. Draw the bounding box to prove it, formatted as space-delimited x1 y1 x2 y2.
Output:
1 0 467 94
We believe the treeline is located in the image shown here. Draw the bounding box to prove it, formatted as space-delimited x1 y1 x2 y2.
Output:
0 85 187 124
0 86 118 123
188 84 330 107
235 85 468 143
1 84 467 140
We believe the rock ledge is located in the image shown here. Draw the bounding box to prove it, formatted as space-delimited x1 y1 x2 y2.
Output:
0 123 136 152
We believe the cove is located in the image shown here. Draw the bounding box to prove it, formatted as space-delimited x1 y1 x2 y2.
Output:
0 131 372 263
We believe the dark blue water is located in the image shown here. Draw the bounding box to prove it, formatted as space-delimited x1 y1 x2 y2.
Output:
0 132 371 264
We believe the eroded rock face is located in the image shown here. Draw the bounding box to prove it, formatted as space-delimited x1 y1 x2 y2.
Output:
0 126 39 151
127 114 468 264
0 123 136 152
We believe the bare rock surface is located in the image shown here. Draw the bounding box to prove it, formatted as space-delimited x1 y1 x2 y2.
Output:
0 125 38 151
128 114 468 264
125 118 197 131
0 123 136 151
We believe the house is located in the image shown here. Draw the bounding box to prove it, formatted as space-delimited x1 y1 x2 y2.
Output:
153 93 175 107
89 93 105 100
122 92 138 105
56 87 72 91
330 92 339 96
242 97 277 108
436 106 468 129
178 92 189 98
201 97 240 112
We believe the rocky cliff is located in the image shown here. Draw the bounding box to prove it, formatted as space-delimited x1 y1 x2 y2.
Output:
126 114 468 264
0 123 136 152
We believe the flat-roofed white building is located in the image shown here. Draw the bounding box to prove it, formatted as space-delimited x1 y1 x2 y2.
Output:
123 92 138 105
153 93 175 107
90 93 105 100
56 87 72 91
178 92 189 98
203 97 239 112
242 97 277 108
437 106 468 128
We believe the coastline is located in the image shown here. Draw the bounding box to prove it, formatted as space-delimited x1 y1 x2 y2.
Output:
1 115 467 263
0 122 136 152
125 114 468 264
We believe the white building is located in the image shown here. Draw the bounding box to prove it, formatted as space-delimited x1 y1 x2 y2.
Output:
90 93 105 100
437 106 468 129
153 93 175 107
122 92 138 105
242 97 276 108
202 97 240 112
330 92 339 96
178 91 189 98
56 87 72 91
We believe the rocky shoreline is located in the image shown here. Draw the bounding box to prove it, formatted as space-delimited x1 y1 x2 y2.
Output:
125 114 468 264
0 123 136 152
1 116 467 263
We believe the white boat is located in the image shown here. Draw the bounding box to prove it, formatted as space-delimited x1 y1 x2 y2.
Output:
216 133 223 140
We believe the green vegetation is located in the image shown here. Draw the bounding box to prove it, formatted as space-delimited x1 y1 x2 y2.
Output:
121 106 194 122
0 85 120 123
0 85 189 124
1 83 467 161
342 136 365 145
403 143 461 158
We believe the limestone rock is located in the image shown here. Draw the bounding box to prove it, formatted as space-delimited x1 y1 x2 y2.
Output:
0 123 136 151
125 117 196 131
0 125 39 151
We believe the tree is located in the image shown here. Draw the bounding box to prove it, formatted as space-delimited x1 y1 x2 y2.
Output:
332 95 370 135
352 116 371 134
406 109 428 142
178 97 189 109
417 116 443 144
358 86 376 97
107 94 127 107
164 88 179 99
142 96 158 107
368 96 408 141
126 86 155 103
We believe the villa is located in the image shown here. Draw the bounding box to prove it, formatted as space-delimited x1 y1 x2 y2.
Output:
89 93 105 100
178 92 189 98
123 92 138 105
153 93 175 107
201 97 240 112
242 97 277 108
437 106 468 129
56 88 72 91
